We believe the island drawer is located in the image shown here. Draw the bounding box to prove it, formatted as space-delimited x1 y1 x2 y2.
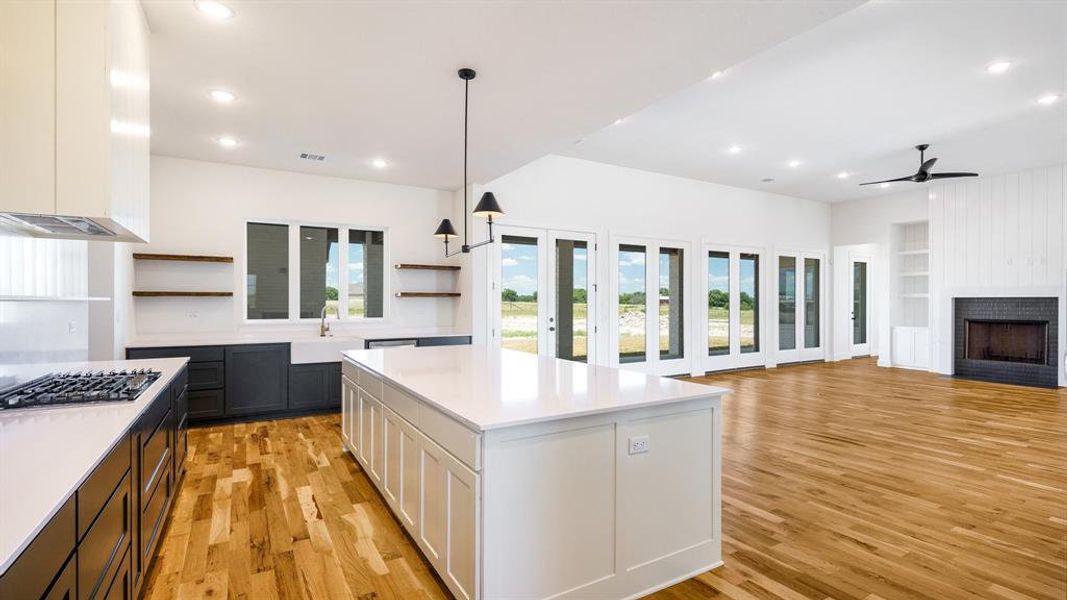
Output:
419 403 481 471
0 495 75 599
358 366 383 400
383 382 419 424
78 434 131 540
140 408 171 496
78 470 131 600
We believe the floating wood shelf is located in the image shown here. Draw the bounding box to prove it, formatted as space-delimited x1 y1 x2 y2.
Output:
394 263 461 271
395 292 461 298
133 253 234 263
133 291 233 297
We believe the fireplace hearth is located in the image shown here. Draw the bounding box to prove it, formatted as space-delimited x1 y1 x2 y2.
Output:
954 297 1058 388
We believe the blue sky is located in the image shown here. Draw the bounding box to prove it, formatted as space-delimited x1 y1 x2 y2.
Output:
501 241 586 295
708 255 757 296
322 241 364 289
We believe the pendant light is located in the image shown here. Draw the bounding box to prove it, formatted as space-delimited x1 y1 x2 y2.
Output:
434 67 504 256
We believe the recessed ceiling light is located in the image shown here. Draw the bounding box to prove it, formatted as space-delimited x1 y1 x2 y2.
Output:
788 159 801 168
985 60 1012 75
761 178 774 183
727 145 742 154
215 136 238 148
837 171 849 179
1037 93 1061 106
880 182 890 189
612 118 626 126
209 89 236 103
371 158 389 169
194 0 234 20
709 71 724 80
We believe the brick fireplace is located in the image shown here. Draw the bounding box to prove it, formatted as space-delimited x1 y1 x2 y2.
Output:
954 297 1058 388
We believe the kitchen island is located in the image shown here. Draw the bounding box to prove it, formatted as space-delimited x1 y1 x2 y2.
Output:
341 345 727 600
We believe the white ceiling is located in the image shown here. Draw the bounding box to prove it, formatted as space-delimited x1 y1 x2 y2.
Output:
142 0 861 191
564 0 1067 202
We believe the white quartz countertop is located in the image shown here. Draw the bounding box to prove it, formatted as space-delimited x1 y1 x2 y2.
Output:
126 327 471 349
343 346 729 431
0 357 188 575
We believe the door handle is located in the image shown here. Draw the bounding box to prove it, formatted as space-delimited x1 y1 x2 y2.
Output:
549 327 556 332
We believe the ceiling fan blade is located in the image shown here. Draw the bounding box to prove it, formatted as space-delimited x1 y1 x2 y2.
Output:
918 157 938 173
859 175 915 186
927 172 978 180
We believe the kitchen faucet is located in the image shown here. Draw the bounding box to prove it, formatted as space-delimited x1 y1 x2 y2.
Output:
320 304 331 337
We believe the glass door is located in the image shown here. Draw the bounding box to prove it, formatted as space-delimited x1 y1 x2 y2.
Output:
492 226 597 362
704 246 764 371
776 251 825 363
851 256 870 356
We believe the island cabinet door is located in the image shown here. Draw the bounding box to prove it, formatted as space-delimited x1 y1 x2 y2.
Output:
340 376 354 449
369 399 384 484
418 432 479 600
356 389 372 469
382 407 421 534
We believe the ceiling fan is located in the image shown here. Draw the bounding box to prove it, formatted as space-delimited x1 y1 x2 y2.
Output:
859 144 978 186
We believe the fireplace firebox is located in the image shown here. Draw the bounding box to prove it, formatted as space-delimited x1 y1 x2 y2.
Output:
954 297 1058 388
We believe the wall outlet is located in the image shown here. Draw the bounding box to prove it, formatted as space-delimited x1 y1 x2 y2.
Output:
68 320 77 333
628 435 649 455
186 311 199 319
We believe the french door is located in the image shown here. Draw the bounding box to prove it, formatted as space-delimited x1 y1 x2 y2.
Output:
702 245 764 371
850 255 871 357
775 251 825 364
611 236 690 376
491 225 597 363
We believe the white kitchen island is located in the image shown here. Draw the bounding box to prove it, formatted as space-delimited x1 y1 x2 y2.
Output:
340 345 727 600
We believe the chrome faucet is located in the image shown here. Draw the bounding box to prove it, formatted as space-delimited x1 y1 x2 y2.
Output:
320 304 331 337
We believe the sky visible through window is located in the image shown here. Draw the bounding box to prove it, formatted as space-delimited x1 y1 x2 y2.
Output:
501 242 588 294
618 249 644 293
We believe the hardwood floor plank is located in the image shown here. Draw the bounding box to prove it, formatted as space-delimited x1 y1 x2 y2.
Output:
141 358 1066 599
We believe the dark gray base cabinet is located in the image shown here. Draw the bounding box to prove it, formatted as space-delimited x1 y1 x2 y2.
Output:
289 362 342 410
224 344 289 417
0 365 188 600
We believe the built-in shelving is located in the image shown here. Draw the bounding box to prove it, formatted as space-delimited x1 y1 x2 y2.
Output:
891 220 930 369
394 263 461 271
133 291 233 297
133 253 233 263
395 292 461 298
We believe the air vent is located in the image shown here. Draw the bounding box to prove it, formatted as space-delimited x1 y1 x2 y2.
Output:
300 152 326 161
0 213 116 236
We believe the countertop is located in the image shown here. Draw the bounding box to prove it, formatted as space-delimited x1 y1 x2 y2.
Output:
0 357 188 575
343 345 729 431
125 327 471 349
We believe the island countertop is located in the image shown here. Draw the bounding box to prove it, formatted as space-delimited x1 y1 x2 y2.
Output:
0 357 188 576
342 345 729 431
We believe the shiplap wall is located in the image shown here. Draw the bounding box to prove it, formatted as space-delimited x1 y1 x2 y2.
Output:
0 232 87 297
929 164 1067 379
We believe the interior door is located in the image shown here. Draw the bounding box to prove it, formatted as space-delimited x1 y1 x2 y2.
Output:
850 256 871 356
547 231 596 363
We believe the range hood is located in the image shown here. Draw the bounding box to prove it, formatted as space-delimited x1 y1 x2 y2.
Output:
0 213 122 240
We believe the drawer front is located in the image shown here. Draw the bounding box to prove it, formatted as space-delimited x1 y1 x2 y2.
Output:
358 365 383 400
187 389 224 420
141 409 172 496
415 335 471 347
176 413 188 475
78 471 131 600
172 365 188 395
42 554 76 600
383 382 419 425
140 460 173 566
101 547 131 600
78 435 131 541
126 345 224 362
0 496 75 600
419 403 481 471
187 361 223 391
342 360 360 388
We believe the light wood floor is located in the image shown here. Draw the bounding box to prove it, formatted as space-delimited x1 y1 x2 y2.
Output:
142 359 1067 599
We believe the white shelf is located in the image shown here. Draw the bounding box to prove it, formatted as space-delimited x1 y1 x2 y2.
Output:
900 293 929 299
899 271 929 277
897 249 929 256
0 295 110 302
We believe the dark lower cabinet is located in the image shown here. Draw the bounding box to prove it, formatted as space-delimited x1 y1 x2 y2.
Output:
187 388 224 420
288 362 342 410
225 344 290 416
43 554 76 600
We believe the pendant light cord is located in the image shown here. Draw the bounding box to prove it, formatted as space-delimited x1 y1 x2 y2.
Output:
463 76 469 246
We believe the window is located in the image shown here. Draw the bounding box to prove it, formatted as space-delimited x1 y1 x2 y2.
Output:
740 253 759 353
804 258 820 348
246 223 289 320
659 248 684 360
618 244 646 363
246 222 385 321
556 239 589 362
778 256 796 350
707 251 729 356
500 235 539 354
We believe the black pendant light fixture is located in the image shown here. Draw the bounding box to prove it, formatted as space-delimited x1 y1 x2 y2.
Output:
434 67 504 256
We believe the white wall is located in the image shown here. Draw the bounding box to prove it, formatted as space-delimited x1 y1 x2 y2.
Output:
831 164 1066 385
830 188 928 362
137 156 459 336
459 154 831 374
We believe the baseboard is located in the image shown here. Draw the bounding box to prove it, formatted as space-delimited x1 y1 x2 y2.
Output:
622 560 725 600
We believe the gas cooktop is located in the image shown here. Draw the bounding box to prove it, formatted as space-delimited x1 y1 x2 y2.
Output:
0 369 161 410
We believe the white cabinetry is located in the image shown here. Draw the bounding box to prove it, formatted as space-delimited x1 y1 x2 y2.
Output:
340 361 478 600
0 0 150 242
892 326 930 370
890 221 930 369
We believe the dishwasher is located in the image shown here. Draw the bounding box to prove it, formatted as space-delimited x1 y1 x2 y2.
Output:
366 338 418 349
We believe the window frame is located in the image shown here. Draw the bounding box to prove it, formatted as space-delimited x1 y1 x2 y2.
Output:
242 218 390 324
773 248 827 364
701 243 767 373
